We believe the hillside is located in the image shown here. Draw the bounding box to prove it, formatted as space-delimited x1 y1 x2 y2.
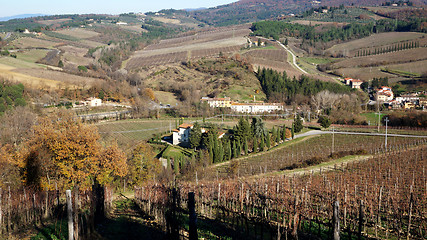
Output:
189 0 427 26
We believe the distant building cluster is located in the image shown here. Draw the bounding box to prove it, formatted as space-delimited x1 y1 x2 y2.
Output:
387 93 426 110
201 97 283 113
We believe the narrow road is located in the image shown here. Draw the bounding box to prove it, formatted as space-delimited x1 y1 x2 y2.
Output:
276 41 308 74
257 36 308 74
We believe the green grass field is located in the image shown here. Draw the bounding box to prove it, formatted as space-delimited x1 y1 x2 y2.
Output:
15 49 49 63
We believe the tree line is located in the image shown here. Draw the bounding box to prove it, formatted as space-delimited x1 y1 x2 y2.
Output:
256 68 351 102
251 18 427 43
185 117 301 166
355 40 420 57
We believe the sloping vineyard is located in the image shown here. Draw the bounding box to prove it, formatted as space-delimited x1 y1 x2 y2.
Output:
136 145 426 239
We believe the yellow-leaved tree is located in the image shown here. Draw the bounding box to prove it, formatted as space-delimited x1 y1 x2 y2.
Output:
128 142 161 186
21 112 128 190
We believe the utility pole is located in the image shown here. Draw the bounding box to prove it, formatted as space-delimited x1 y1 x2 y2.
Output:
385 117 389 149
332 126 335 155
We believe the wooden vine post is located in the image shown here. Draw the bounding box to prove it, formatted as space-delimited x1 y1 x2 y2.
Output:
358 200 364 240
66 190 74 240
188 192 198 240
333 201 340 240
407 186 413 240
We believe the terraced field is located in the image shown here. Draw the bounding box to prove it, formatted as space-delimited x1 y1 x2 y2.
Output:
126 25 251 69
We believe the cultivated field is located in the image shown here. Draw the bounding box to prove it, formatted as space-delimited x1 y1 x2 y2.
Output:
332 47 427 69
326 32 427 56
291 20 348 27
152 16 181 25
154 91 179 106
0 62 69 89
12 68 103 88
329 47 427 81
11 37 57 49
0 56 44 69
117 24 148 33
385 59 427 76
126 26 251 69
54 28 100 39
14 49 49 63
96 119 175 149
58 45 95 66
334 67 395 81
37 18 72 25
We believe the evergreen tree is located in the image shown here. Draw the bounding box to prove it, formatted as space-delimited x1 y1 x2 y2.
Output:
260 136 265 151
251 117 266 138
271 127 276 144
235 118 251 143
213 137 219 163
189 122 202 149
244 138 248 155
237 140 242 157
266 133 271 149
291 125 295 139
282 125 286 140
284 38 288 46
253 138 258 153
294 115 303 133
225 140 232 160
208 143 213 163
217 141 224 162
318 115 332 128
233 141 238 158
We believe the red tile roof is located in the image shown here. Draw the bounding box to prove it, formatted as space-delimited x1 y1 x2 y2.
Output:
179 123 193 129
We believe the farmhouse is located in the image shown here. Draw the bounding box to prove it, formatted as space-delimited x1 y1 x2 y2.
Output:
81 97 102 107
344 78 363 89
350 79 363 89
172 123 193 145
201 97 232 108
230 102 283 113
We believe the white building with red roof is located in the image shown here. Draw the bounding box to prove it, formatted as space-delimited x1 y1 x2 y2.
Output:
376 86 394 102
172 123 193 145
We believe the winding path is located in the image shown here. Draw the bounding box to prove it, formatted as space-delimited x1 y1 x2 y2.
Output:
276 41 308 74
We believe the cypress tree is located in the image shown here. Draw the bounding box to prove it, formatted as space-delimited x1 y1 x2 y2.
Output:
213 138 219 163
237 140 242 157
282 125 286 140
208 143 213 163
218 141 224 162
226 140 232 160
260 136 265 151
253 138 258 153
233 141 238 158
291 125 295 139
244 138 248 155
271 127 276 144
266 133 271 149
